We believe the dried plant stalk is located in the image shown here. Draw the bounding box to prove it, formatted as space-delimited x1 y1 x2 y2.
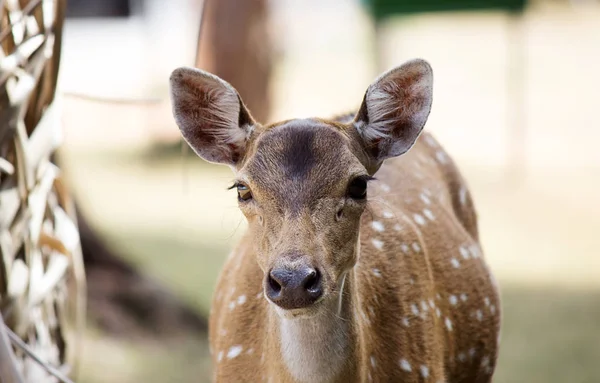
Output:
1 1 86 382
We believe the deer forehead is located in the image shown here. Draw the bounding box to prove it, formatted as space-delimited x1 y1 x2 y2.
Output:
241 119 365 212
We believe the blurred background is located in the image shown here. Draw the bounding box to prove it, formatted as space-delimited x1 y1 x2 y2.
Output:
49 0 600 381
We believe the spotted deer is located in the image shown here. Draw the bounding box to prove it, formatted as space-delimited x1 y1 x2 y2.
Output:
170 59 501 382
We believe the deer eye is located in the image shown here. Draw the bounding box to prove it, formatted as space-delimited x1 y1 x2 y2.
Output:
234 183 253 202
347 177 368 200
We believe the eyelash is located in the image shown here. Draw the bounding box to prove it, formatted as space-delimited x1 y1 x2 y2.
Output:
229 182 253 202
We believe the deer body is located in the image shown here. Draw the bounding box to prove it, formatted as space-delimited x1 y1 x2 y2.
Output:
170 60 501 382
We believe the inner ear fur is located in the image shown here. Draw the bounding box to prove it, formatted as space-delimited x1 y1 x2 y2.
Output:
353 59 433 163
170 67 256 166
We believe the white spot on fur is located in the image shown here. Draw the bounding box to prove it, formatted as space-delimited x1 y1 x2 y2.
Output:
420 193 431 205
460 293 468 302
476 310 483 321
459 187 467 206
256 292 263 299
393 223 402 231
421 301 429 312
411 304 420 316
412 242 421 252
372 221 385 232
247 348 254 355
401 244 410 254
445 317 453 331
420 365 430 378
380 183 391 192
372 268 382 278
490 305 496 315
227 345 243 359
449 295 458 305
429 299 435 308
436 151 448 164
484 297 490 306
436 308 441 318
371 355 377 368
451 258 460 268
237 295 247 305
402 317 410 327
413 214 426 226
217 351 224 362
460 246 470 260
423 208 435 220
436 293 442 300
469 244 481 258
372 239 384 250
424 134 437 147
228 301 236 310
481 356 490 367
400 359 412 372
383 211 393 219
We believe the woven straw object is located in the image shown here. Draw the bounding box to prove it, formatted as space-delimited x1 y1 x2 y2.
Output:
1 0 86 382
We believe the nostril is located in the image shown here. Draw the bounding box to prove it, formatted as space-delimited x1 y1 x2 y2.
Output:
266 266 322 309
303 269 321 293
268 273 282 294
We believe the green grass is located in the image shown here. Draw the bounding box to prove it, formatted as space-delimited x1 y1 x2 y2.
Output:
496 286 600 383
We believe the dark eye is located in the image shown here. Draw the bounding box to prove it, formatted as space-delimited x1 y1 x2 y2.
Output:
347 177 368 200
236 184 253 201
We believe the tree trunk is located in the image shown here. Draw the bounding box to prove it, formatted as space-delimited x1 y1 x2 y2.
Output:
196 0 274 124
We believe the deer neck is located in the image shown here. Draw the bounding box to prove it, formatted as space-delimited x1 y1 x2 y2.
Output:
268 270 359 383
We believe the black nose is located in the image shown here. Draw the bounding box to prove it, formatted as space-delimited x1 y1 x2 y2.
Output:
265 266 322 309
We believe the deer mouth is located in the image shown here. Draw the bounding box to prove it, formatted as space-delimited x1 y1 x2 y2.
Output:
272 300 326 319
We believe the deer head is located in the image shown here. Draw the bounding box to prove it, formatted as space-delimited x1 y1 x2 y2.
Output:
170 59 433 319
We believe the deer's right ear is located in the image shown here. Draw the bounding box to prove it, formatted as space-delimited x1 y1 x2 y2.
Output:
170 67 256 166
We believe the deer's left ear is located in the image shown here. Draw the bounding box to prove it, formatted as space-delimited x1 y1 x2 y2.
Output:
354 59 433 163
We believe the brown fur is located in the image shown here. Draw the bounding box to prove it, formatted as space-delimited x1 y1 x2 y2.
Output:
169 60 501 383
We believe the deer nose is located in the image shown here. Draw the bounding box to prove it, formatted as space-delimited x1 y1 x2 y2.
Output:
265 266 322 309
